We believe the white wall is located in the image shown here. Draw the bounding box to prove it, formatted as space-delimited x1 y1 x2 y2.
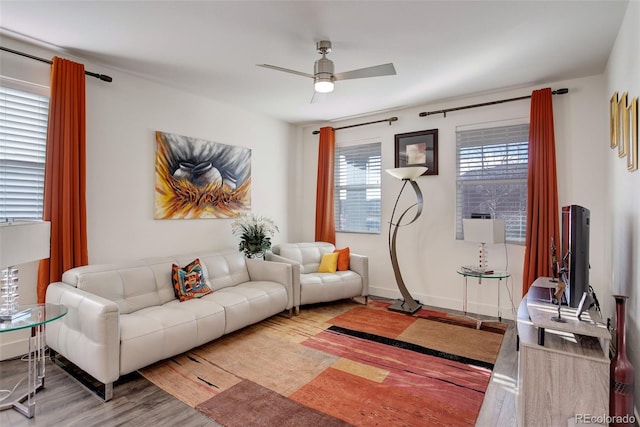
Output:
0 36 295 358
605 0 640 414
298 74 608 321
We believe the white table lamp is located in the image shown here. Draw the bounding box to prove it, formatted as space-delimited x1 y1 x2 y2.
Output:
463 218 505 271
0 221 51 320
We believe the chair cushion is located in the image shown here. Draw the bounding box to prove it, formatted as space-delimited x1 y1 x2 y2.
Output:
272 242 335 274
318 252 339 273
299 271 363 305
333 247 350 271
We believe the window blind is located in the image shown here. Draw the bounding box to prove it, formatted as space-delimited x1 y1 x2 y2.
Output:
334 141 381 233
456 123 529 243
0 85 49 221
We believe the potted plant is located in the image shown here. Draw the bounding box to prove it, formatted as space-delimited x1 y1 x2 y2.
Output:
231 212 279 258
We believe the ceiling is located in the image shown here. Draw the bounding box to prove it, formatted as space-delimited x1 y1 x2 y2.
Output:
0 1 629 125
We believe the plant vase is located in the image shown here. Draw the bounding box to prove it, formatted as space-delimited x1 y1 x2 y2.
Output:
610 295 635 427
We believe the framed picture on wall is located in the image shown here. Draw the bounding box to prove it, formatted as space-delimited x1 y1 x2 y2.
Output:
628 97 638 172
618 92 628 158
610 92 618 149
394 129 438 176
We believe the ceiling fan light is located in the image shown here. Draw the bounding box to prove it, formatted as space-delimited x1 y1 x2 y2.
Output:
314 80 334 93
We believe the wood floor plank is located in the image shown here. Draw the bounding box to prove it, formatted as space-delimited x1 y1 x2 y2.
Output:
0 357 219 426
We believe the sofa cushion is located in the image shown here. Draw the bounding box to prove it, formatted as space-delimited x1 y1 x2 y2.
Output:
318 252 339 273
205 281 287 334
171 258 202 298
197 250 252 290
172 259 213 301
119 300 226 374
76 267 164 315
176 270 213 301
333 247 350 271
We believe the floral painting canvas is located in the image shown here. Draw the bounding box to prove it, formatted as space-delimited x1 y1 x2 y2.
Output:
155 131 251 219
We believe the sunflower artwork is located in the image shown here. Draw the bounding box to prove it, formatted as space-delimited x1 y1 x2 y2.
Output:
155 131 251 219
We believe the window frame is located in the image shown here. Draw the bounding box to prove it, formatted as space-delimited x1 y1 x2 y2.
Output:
0 77 50 222
333 139 382 234
455 121 530 244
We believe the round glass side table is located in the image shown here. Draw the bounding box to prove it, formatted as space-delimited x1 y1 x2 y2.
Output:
456 267 510 328
0 303 68 418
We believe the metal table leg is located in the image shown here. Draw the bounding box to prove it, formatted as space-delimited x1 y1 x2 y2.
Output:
498 278 502 322
0 324 46 418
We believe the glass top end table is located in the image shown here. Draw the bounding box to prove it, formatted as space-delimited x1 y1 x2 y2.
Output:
456 267 511 327
0 303 68 418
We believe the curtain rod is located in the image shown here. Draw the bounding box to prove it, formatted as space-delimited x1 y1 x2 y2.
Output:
419 88 568 118
0 46 113 82
312 116 398 135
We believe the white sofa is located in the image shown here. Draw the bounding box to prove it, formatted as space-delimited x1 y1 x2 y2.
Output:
45 249 293 400
266 242 368 313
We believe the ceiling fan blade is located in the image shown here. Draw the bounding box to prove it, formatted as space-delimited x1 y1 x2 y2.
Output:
310 91 329 104
334 63 396 81
257 64 314 79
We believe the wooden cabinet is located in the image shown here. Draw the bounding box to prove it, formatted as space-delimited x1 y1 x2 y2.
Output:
516 277 610 427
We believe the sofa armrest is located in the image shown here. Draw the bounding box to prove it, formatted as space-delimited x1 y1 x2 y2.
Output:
245 258 296 310
349 253 369 297
264 253 301 309
45 282 120 385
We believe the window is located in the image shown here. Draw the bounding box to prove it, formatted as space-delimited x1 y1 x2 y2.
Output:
0 83 49 221
334 141 381 233
456 123 529 243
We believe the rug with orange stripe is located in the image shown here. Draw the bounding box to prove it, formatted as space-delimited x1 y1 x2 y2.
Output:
139 299 506 426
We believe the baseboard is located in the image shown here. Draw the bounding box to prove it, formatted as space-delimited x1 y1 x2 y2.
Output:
0 332 29 361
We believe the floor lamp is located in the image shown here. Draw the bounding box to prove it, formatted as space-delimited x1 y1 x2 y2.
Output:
386 166 427 314
0 221 51 320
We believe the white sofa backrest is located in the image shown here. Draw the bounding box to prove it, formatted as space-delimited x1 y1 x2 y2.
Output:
78 264 174 314
60 249 251 314
271 242 335 274
197 250 251 291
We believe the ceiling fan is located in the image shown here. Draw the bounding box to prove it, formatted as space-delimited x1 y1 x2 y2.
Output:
257 40 396 99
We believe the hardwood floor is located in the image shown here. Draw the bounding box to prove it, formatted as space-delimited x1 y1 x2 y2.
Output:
0 303 518 427
476 316 519 426
0 358 219 426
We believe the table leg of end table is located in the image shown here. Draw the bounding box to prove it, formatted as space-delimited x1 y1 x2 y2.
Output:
498 278 502 322
0 324 45 418
462 275 482 329
463 275 467 315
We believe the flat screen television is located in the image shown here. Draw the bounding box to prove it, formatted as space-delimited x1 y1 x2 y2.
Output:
561 205 590 308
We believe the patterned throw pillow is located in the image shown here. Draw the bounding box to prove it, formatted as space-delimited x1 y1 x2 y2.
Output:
171 259 213 302
333 247 350 271
317 252 339 273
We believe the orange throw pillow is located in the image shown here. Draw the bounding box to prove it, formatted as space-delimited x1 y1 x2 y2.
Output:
333 247 350 271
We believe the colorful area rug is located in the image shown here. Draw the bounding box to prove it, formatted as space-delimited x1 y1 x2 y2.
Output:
139 300 506 426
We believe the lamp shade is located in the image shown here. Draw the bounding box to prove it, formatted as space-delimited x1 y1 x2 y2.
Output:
463 219 505 244
0 221 51 269
314 79 334 93
385 166 428 180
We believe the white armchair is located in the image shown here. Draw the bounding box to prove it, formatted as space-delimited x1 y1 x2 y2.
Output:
266 242 368 314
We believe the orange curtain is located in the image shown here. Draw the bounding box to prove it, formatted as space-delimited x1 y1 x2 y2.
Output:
37 57 88 303
314 126 336 244
522 88 560 296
